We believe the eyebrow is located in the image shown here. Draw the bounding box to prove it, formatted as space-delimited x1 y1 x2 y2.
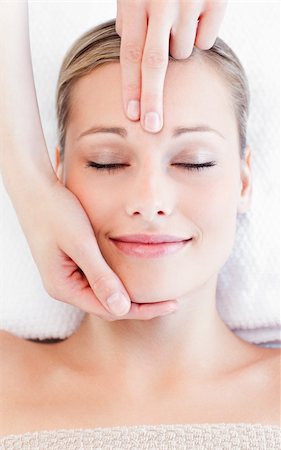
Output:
77 125 225 140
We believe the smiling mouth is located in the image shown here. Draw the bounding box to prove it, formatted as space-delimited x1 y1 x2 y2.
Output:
110 238 193 258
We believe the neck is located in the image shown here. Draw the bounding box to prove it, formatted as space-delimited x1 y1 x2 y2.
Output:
58 274 251 392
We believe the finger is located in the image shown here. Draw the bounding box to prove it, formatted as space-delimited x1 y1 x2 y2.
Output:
140 15 171 133
41 247 115 317
47 258 179 322
64 236 132 317
115 0 123 36
119 2 148 121
46 246 179 321
52 259 179 321
169 17 199 60
125 300 179 320
69 248 179 320
195 3 228 49
169 1 201 59
54 271 114 317
96 299 179 322
70 278 179 322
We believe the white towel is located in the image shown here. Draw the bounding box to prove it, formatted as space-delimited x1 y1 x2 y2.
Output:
0 2 280 345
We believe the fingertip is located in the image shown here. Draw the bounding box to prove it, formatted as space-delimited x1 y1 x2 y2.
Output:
195 38 215 50
106 292 131 316
143 111 162 133
127 100 140 120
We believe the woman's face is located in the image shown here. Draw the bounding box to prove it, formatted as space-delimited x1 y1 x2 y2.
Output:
56 58 251 303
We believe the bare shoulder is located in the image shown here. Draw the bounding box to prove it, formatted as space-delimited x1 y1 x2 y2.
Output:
224 344 280 426
249 345 280 380
0 330 51 381
257 346 280 368
255 346 280 424
0 330 57 436
1 331 30 380
0 329 67 394
0 329 28 360
0 329 37 357
262 347 281 379
0 330 32 406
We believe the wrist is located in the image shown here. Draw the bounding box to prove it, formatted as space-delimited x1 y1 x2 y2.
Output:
1 144 58 200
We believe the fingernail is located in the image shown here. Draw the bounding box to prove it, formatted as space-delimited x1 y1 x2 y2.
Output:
144 112 161 132
107 292 131 316
127 100 140 120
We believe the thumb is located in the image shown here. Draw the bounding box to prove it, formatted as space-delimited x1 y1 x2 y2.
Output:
66 236 131 317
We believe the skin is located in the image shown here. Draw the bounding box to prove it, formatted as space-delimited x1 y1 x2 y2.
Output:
1 6 280 434
117 0 228 131
0 55 280 437
1 1 228 321
54 56 257 390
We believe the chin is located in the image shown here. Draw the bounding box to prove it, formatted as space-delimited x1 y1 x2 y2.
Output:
127 288 182 304
100 242 223 303
113 267 191 303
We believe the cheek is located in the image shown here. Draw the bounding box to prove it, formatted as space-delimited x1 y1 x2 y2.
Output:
64 169 119 235
183 175 240 249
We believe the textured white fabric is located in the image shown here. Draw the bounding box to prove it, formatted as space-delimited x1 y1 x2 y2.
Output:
0 424 281 450
0 2 280 344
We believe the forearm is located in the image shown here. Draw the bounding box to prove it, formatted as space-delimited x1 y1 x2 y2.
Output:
0 0 57 196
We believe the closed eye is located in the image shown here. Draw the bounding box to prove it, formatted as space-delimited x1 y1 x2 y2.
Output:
86 162 129 173
172 162 216 171
86 161 216 173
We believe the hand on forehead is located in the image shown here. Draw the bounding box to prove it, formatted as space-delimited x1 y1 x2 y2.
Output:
116 0 228 133
67 59 234 148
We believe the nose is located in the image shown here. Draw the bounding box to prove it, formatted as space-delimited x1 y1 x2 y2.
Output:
125 166 175 222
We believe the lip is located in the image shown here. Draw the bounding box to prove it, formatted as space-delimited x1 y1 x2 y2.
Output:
109 234 192 258
110 234 190 244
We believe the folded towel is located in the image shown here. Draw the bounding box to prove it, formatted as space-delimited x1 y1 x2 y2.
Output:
0 2 279 345
1 424 280 450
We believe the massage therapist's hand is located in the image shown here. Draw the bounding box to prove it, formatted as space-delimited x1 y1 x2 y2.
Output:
0 1 178 322
116 0 228 132
15 178 179 321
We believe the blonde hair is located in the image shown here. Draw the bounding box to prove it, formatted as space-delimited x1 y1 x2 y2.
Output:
56 18 250 160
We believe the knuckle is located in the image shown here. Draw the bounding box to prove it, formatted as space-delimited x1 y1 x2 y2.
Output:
122 43 142 64
92 273 112 290
171 47 193 60
141 91 160 105
205 0 227 11
125 82 140 96
71 239 88 260
43 278 61 300
42 271 76 302
91 273 118 299
143 49 167 69
195 34 216 50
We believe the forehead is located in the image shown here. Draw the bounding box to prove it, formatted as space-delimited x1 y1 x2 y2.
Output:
67 58 236 142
